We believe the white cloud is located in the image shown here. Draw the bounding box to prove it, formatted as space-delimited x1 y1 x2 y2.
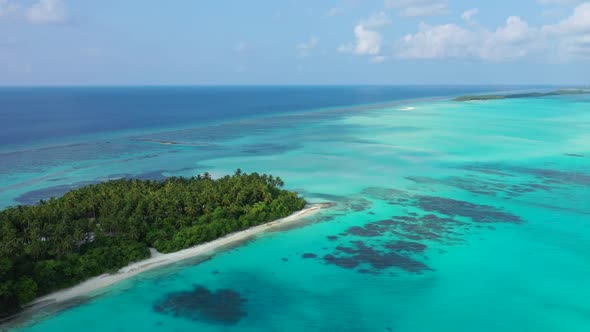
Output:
542 2 590 34
396 23 479 59
362 11 392 29
338 12 391 58
488 16 537 44
385 0 449 17
560 34 590 58
336 1 589 63
354 27 382 55
480 16 540 61
462 8 478 22
296 36 320 57
396 16 540 61
541 3 590 60
27 0 67 24
339 25 383 55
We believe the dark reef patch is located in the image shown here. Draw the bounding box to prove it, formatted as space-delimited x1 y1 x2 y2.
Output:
347 224 384 237
321 186 525 275
153 285 246 325
321 214 445 274
343 214 466 243
326 235 339 241
324 254 359 269
384 241 427 253
461 163 590 187
405 175 556 198
509 166 590 186
416 196 522 224
362 186 524 227
324 240 430 273
302 253 317 259
462 165 514 177
316 215 336 223
348 198 373 212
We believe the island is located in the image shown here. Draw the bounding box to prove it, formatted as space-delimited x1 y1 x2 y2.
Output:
0 170 308 318
453 89 590 102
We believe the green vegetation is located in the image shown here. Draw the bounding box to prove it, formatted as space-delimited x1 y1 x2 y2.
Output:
0 171 305 317
453 89 590 102
453 95 506 102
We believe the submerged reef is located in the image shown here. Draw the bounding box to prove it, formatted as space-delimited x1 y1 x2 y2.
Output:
461 164 590 187
324 240 430 273
415 196 522 224
153 285 247 325
314 186 525 275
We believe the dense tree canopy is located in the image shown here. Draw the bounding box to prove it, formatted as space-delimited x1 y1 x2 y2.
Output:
0 171 305 317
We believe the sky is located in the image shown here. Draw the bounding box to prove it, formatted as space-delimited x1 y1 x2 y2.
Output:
1 0 590 85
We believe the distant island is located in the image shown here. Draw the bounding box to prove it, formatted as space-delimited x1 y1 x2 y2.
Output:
453 89 590 102
0 171 306 318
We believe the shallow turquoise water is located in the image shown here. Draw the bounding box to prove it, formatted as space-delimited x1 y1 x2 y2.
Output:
3 95 590 331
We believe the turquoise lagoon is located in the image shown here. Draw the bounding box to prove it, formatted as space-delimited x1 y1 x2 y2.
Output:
1 91 590 331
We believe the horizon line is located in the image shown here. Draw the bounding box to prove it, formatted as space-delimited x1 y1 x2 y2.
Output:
0 83 585 88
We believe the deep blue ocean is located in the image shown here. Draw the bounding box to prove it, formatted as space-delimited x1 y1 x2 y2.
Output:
0 86 531 149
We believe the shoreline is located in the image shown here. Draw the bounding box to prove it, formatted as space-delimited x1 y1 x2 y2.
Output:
28 203 328 308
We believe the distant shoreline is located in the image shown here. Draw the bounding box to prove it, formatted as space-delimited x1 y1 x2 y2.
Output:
453 88 590 102
25 203 329 309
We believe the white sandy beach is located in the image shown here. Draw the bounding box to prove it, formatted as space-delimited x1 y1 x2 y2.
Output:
30 204 327 307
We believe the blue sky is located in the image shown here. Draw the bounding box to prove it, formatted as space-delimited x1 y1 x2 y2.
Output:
1 0 590 85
